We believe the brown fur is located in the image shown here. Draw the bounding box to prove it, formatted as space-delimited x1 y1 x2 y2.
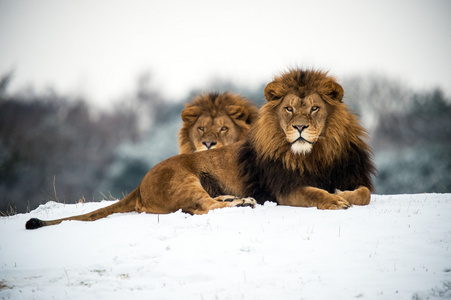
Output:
26 69 375 230
178 92 259 153
238 69 375 206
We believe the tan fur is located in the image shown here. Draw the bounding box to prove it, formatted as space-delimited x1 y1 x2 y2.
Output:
26 144 255 229
26 69 374 230
178 92 259 153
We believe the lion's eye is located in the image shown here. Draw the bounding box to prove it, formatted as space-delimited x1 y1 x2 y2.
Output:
285 107 293 113
198 127 205 132
220 126 228 132
311 106 319 113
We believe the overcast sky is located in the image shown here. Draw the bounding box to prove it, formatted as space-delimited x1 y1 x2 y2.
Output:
1 0 450 107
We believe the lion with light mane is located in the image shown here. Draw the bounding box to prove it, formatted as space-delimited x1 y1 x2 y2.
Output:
26 69 376 230
178 92 259 153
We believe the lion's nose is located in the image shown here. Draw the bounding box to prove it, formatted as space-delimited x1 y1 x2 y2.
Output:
202 141 217 149
292 125 309 133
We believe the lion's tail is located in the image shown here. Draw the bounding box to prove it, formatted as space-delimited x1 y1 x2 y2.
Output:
25 187 140 230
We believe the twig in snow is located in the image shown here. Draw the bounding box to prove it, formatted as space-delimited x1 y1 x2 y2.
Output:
53 176 60 203
63 268 69 285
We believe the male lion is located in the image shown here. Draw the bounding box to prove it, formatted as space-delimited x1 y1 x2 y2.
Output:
26 69 376 230
178 92 259 153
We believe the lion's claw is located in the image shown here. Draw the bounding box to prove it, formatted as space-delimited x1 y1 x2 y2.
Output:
342 202 352 209
339 200 352 210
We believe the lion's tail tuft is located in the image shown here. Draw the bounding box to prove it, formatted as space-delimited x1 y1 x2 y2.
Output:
25 218 45 230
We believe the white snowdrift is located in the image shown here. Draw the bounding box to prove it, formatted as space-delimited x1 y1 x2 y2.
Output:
1 194 450 300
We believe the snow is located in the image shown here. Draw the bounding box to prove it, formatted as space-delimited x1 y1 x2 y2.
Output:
1 194 450 299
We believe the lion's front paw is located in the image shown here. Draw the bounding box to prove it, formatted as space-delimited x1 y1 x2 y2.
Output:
317 196 351 210
334 186 371 206
236 197 257 208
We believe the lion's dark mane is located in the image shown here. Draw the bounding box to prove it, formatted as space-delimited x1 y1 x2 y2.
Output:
238 135 375 205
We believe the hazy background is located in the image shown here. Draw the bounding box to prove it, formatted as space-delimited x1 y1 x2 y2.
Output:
1 0 450 213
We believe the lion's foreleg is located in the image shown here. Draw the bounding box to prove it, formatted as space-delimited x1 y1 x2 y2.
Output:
277 186 351 210
335 186 371 206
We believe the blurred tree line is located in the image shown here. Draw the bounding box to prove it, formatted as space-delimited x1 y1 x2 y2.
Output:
0 71 449 214
342 75 451 194
0 71 140 214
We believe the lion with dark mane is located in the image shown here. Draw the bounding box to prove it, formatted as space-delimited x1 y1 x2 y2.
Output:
178 92 259 153
26 69 376 230
239 69 376 206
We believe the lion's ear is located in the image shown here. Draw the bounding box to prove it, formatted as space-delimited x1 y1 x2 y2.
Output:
227 105 250 122
181 106 202 124
264 82 284 101
322 80 344 102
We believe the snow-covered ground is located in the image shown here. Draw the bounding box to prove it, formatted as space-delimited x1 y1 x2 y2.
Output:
1 194 450 300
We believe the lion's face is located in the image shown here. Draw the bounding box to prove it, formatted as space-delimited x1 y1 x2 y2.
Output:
189 113 243 152
277 93 328 155
251 69 348 163
178 93 259 154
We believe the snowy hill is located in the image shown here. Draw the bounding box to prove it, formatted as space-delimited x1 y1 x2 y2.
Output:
1 194 450 299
